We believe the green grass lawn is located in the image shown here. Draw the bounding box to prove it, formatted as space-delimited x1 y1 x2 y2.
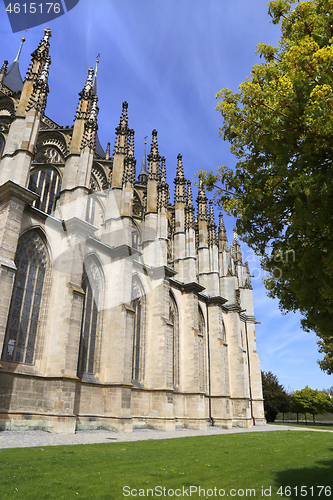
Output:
0 431 332 499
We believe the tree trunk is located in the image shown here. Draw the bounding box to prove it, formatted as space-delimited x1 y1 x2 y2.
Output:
305 413 307 425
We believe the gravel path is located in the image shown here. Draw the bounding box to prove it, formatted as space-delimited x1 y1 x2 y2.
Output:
1 424 330 450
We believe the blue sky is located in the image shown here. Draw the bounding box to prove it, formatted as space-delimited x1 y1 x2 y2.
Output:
1 0 331 392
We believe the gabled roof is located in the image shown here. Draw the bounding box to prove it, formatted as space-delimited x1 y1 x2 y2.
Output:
3 60 23 93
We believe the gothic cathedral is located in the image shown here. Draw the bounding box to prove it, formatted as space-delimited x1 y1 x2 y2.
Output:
0 29 265 433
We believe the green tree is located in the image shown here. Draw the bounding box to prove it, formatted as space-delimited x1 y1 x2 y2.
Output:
201 0 333 373
261 371 291 422
290 386 332 423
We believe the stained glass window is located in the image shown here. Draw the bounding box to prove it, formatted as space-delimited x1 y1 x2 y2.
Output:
1 230 49 365
77 263 100 376
29 169 61 215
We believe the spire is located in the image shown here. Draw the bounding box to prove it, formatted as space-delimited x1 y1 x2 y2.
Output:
93 54 100 95
147 129 161 180
114 101 129 155
2 35 26 92
208 201 217 246
0 60 8 85
15 36 26 62
174 153 186 204
185 180 195 230
157 156 169 210
196 180 208 221
218 213 228 252
105 142 111 160
138 136 148 184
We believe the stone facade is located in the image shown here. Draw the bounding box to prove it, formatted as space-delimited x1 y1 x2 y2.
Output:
0 30 265 434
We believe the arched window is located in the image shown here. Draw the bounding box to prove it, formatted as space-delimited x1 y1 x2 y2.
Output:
28 168 61 215
77 259 101 376
1 230 49 365
169 293 179 386
131 278 144 381
133 191 143 217
198 306 206 392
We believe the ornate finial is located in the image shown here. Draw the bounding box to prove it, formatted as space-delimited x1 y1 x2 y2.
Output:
34 27 51 58
218 213 228 251
197 179 208 221
138 136 148 184
114 101 130 155
174 153 186 203
81 67 94 96
233 230 242 263
14 36 26 62
147 129 161 180
176 154 184 178
119 101 129 130
25 28 51 83
105 142 111 160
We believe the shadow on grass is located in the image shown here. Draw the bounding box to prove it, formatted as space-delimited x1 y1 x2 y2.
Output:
274 455 333 499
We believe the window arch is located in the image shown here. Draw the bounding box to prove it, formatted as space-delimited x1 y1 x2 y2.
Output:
131 277 145 381
198 306 207 392
77 258 102 376
28 168 61 215
1 230 49 365
169 292 179 386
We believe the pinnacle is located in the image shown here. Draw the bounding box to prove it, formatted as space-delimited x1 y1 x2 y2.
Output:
147 129 161 178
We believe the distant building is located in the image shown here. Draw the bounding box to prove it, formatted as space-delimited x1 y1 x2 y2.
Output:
0 29 265 433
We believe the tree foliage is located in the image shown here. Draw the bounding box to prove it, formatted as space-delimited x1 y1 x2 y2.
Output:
202 0 333 373
261 371 291 422
290 386 332 420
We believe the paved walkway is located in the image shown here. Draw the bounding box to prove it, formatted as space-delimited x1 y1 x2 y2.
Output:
1 424 330 449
